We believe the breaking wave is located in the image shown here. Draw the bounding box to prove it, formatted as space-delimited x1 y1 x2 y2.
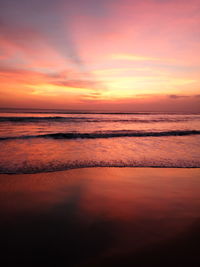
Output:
0 130 200 141
0 159 199 174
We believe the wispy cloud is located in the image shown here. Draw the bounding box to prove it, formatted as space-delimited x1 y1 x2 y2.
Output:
169 94 189 99
111 54 162 62
52 80 102 90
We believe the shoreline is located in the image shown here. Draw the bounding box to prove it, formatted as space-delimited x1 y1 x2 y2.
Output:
1 165 200 175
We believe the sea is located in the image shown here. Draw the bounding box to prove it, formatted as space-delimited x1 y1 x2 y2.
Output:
0 109 200 174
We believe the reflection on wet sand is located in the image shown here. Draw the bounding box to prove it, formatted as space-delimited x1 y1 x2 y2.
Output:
0 168 200 266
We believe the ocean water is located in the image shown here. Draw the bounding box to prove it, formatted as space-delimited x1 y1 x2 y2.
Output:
0 109 200 173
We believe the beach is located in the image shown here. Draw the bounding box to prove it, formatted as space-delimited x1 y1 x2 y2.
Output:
1 167 200 266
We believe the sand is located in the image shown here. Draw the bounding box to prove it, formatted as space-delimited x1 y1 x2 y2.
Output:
0 167 200 266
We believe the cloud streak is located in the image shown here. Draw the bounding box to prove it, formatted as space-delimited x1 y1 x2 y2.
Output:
111 54 162 62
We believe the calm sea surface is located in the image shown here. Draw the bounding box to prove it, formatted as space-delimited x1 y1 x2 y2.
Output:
0 110 200 173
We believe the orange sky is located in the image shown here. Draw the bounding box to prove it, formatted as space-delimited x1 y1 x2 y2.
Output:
0 0 200 112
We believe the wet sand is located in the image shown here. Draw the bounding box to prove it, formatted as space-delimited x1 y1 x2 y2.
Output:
0 168 200 266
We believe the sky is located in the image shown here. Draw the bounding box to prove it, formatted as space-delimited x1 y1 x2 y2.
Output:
0 0 200 112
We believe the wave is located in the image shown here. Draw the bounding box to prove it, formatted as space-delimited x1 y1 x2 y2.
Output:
0 116 89 122
1 130 200 141
0 116 198 123
0 160 199 174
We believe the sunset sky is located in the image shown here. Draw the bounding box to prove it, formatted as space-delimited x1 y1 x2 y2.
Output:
0 0 200 112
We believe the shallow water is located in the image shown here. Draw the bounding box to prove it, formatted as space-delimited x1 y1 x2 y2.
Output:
0 110 200 173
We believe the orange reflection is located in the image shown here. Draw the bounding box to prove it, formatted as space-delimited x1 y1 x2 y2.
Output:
0 168 200 226
0 168 200 265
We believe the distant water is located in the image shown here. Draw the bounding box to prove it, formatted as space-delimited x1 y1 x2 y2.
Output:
0 109 200 173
